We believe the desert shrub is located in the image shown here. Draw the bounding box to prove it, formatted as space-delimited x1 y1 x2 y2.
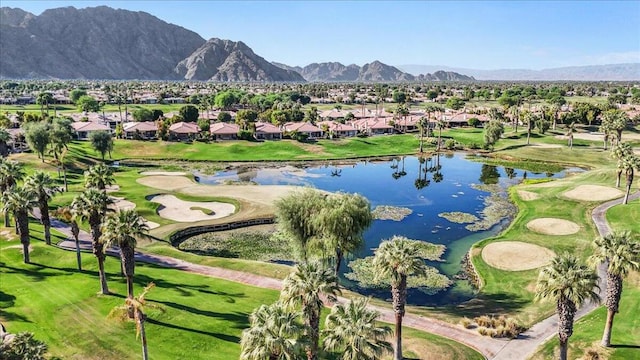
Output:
444 139 459 150
461 317 475 329
477 327 489 336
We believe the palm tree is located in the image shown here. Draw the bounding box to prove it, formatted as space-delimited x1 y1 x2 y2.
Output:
524 111 536 145
56 206 81 270
618 154 639 204
110 283 159 360
589 231 640 347
71 188 113 294
0 160 26 227
535 254 600 360
101 209 148 299
566 122 576 150
323 297 392 360
25 172 59 245
1 185 37 263
436 119 446 152
241 302 305 360
313 193 372 280
280 262 340 360
372 236 428 360
611 143 633 188
417 116 428 153
84 163 115 191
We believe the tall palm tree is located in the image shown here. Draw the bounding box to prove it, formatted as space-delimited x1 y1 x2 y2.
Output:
84 163 115 191
372 236 428 360
101 209 148 299
323 297 392 360
536 254 600 360
1 185 37 263
436 119 446 152
25 172 59 245
0 160 26 227
313 193 372 280
589 231 640 347
0 128 10 157
565 122 576 150
71 188 113 294
280 262 340 360
618 154 639 204
417 116 428 153
611 143 633 188
56 206 81 270
524 111 536 145
241 302 305 360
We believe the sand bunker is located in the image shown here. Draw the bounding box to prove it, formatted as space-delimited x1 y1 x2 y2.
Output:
140 171 187 176
517 190 540 201
483 241 555 271
149 194 235 222
526 218 580 235
105 184 120 193
109 197 136 211
562 185 624 201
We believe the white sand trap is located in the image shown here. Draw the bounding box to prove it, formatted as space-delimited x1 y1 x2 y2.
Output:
109 197 136 211
527 218 580 235
137 176 195 192
563 185 624 201
517 190 540 201
140 171 187 176
105 184 120 193
145 220 160 230
482 241 555 271
149 194 235 222
634 148 640 156
527 180 565 188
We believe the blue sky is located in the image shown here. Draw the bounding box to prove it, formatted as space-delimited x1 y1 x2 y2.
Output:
3 1 639 69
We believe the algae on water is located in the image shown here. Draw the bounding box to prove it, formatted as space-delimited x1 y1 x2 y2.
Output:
372 205 413 221
438 211 479 224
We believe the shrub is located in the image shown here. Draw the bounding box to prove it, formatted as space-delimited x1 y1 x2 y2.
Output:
237 130 254 141
444 139 458 150
477 327 489 336
460 317 475 329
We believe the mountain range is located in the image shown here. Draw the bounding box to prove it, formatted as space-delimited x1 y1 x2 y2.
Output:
0 6 636 81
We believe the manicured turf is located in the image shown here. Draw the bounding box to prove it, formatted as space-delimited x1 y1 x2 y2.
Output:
0 226 483 360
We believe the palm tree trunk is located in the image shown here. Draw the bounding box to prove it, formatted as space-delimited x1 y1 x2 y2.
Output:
306 310 320 360
40 203 51 245
4 212 10 228
394 310 403 360
557 299 575 360
334 247 343 281
139 312 149 360
419 127 424 153
623 171 633 205
97 255 109 294
601 309 615 347
559 339 568 360
616 170 622 188
602 272 622 346
127 275 134 300
75 238 82 271
18 213 29 263
392 276 407 360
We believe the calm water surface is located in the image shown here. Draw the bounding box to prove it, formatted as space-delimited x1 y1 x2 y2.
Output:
195 153 571 305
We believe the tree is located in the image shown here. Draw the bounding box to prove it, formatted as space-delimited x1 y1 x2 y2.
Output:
133 108 154 122
36 92 54 117
445 97 464 110
601 109 629 145
417 116 428 152
523 111 537 145
535 254 600 360
0 128 10 158
589 231 640 347
24 121 50 161
84 163 115 191
0 331 48 360
372 236 428 360
89 131 114 161
25 172 58 245
214 91 238 110
611 142 633 187
109 283 159 360
241 302 305 360
102 209 149 299
392 91 406 104
217 111 232 123
70 89 88 103
436 119 446 151
76 95 101 113
1 185 37 263
313 193 372 279
275 189 326 261
483 120 504 150
71 188 113 294
322 297 392 360
566 122 576 150
236 109 259 130
280 262 340 360
0 160 25 227
56 206 81 270
179 105 199 122
618 153 639 204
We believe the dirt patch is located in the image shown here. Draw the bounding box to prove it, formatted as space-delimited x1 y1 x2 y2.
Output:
526 180 565 188
149 194 235 222
563 185 624 201
517 190 540 201
482 241 555 271
0 229 16 241
526 218 581 235
139 171 187 176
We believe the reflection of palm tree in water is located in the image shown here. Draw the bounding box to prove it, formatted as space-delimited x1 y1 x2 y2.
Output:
414 156 431 190
432 153 444 183
505 167 517 179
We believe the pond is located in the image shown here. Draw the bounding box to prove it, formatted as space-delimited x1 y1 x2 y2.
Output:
194 153 573 305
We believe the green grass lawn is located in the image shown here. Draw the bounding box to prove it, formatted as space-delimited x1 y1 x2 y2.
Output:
0 225 482 360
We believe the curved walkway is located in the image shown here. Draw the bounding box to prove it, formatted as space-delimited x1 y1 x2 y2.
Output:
490 191 639 360
48 191 639 360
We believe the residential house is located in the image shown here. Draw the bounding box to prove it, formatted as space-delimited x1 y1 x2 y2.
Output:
71 121 111 140
122 122 158 140
283 122 323 139
317 121 357 138
169 121 199 141
210 122 239 140
254 122 283 140
351 118 394 135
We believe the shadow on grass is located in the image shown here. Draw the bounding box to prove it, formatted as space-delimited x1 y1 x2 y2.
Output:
437 292 529 319
134 270 247 301
146 318 240 343
611 344 640 349
151 299 249 328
